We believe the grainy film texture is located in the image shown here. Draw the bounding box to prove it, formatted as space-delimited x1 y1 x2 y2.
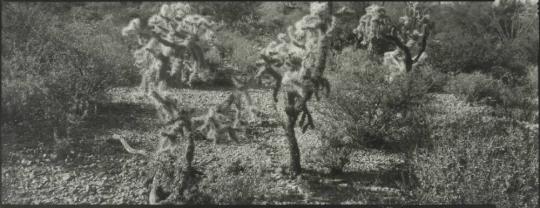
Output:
1 1 538 206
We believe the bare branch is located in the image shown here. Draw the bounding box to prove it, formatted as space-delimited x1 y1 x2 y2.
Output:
112 134 149 156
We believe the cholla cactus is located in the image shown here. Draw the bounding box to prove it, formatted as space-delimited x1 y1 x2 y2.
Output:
111 89 200 204
114 86 259 203
121 2 221 91
122 18 142 37
354 2 434 73
258 1 336 101
192 75 260 145
255 2 336 176
192 106 239 145
353 4 392 54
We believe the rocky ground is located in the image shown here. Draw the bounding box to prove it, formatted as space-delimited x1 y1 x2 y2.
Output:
2 86 412 204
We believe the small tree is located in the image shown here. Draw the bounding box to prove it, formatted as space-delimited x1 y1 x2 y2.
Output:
353 2 434 73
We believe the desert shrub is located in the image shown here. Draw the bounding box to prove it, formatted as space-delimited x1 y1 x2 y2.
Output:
304 49 432 179
495 66 539 122
63 16 138 86
185 148 274 204
1 3 121 141
333 46 371 73
429 32 529 79
196 172 271 204
414 65 450 93
445 71 538 118
190 2 263 38
328 49 431 152
427 1 537 78
444 72 504 106
192 2 260 25
304 122 355 175
255 2 309 38
412 113 539 207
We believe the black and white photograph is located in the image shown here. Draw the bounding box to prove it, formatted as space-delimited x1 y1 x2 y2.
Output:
1 1 538 206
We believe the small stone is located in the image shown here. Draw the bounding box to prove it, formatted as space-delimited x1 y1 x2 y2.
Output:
62 174 73 181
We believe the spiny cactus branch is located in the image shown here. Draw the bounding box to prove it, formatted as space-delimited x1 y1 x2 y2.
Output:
123 2 221 90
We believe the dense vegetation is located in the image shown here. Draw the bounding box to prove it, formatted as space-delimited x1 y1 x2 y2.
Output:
2 1 538 206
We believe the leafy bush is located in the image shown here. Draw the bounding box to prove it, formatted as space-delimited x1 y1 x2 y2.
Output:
412 113 538 207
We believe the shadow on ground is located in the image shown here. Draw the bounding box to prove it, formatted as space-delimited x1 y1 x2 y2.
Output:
298 168 409 204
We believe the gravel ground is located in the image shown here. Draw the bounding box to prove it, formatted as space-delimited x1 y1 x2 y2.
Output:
2 86 409 204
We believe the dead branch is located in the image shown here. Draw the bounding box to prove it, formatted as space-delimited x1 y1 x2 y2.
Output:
112 134 149 156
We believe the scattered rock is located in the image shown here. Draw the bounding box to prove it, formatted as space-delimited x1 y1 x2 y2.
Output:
97 172 106 178
61 173 73 181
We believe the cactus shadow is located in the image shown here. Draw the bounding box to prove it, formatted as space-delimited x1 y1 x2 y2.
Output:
85 102 158 131
298 168 408 203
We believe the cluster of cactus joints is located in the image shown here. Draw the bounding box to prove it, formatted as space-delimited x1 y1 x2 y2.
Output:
353 4 392 55
354 2 434 73
192 75 260 145
255 2 337 176
122 2 221 92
